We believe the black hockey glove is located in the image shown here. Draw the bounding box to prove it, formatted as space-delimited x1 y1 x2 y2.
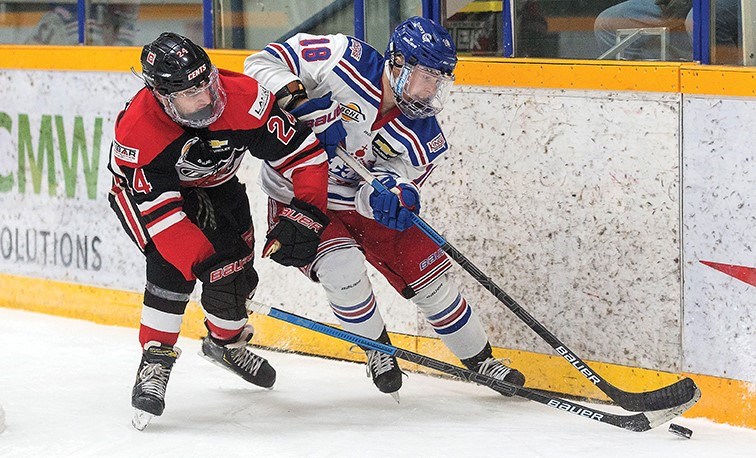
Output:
192 242 259 313
263 198 329 267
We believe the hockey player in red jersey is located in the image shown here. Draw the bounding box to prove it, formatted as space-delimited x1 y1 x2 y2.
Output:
108 33 329 429
245 17 525 401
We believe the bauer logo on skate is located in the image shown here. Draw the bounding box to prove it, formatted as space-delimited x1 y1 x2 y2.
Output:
546 400 604 420
280 208 324 232
209 252 254 283
556 346 601 385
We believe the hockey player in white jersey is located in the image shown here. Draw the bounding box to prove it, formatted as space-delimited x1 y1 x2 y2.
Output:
245 17 525 399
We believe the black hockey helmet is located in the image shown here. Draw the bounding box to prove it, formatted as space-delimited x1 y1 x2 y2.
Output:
140 32 226 128
141 32 212 95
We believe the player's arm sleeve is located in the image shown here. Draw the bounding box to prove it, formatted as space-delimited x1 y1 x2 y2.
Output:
112 144 215 281
249 101 329 212
244 33 347 104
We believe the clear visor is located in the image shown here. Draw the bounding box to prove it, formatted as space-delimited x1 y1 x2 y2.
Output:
392 63 454 119
157 66 226 128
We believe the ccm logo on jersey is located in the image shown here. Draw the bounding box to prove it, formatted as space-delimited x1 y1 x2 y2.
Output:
112 140 139 163
209 252 254 283
426 132 446 154
280 207 324 231
248 86 271 120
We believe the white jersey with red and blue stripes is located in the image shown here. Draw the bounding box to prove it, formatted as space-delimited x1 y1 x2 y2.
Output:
244 33 449 215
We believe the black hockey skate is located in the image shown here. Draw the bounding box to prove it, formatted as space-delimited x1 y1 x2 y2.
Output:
462 342 526 396
131 341 180 431
362 328 403 402
200 325 276 388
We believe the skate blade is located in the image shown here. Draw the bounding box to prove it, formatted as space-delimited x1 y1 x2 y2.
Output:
197 351 274 390
389 391 400 404
132 409 154 431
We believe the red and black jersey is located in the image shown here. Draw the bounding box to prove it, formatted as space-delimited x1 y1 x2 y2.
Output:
108 69 328 281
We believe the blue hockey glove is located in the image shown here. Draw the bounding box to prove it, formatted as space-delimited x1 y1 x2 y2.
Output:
289 92 346 160
369 177 420 231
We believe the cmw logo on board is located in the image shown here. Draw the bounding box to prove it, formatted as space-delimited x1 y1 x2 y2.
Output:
0 112 103 199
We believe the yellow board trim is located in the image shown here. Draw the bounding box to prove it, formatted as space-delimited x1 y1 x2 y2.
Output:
2 46 756 97
0 273 753 429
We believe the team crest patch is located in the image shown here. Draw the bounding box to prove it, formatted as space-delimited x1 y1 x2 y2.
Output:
372 134 401 160
349 39 363 60
340 102 366 123
112 139 139 163
426 132 446 154
249 86 271 120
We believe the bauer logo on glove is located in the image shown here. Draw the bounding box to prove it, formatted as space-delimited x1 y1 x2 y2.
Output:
263 198 330 267
278 207 326 232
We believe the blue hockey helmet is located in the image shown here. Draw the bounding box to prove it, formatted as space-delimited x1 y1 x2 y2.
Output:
386 16 457 74
385 17 457 119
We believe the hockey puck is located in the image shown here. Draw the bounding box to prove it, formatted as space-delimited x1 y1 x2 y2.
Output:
668 423 692 439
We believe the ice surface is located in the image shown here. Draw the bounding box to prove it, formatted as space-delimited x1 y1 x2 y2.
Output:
0 308 754 457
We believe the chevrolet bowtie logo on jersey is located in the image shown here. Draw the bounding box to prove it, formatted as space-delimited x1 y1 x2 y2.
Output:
208 139 229 152
372 134 401 160
340 102 366 123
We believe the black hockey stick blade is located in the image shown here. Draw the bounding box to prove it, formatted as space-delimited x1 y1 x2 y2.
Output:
334 146 700 413
255 303 701 433
603 377 699 412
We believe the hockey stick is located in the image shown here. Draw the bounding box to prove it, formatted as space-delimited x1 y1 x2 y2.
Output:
335 147 699 412
252 302 699 432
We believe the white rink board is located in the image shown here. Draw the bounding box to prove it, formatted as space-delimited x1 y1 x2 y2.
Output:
682 96 756 382
0 69 753 382
0 69 416 333
436 87 683 370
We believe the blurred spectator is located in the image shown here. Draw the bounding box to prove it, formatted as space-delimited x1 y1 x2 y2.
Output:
595 0 739 63
26 4 138 46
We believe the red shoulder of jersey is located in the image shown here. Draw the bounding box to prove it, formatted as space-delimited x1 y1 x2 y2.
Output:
112 88 184 168
211 69 276 131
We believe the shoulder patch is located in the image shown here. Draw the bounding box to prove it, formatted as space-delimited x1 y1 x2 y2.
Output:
372 133 402 160
349 39 363 61
341 102 366 123
426 132 446 154
248 86 271 120
112 139 139 163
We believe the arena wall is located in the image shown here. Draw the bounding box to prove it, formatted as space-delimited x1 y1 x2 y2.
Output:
0 46 753 428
